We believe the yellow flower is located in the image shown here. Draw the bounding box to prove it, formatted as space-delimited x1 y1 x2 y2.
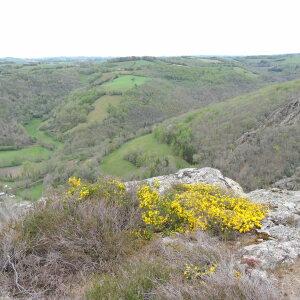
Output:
68 176 81 187
79 186 90 199
234 270 242 279
137 182 267 235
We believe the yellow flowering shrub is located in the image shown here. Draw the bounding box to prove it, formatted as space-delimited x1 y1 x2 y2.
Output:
137 182 267 234
67 177 128 203
68 176 81 187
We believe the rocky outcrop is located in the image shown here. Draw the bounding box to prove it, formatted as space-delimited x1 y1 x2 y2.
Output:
236 98 300 145
0 192 32 228
127 167 245 195
129 168 300 272
242 189 300 270
273 168 300 191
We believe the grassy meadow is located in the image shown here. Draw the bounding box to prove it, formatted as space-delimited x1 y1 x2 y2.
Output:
25 119 62 148
100 133 189 178
87 95 123 123
102 75 148 92
0 146 51 168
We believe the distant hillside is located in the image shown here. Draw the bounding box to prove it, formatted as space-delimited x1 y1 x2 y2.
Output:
1 55 300 200
154 80 300 190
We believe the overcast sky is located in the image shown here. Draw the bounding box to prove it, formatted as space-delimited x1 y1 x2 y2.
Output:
0 0 299 58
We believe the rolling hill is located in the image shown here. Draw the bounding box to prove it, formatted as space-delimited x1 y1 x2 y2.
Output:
153 79 300 190
0 55 300 199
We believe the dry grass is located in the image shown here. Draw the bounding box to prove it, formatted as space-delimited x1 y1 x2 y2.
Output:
0 180 279 299
0 185 141 298
87 231 279 300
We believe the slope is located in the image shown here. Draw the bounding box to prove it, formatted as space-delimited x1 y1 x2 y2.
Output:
100 133 189 179
154 79 300 190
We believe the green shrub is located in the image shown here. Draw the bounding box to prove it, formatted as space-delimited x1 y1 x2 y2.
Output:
86 259 170 300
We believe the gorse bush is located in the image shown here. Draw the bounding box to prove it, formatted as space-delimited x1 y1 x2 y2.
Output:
0 176 272 298
67 176 127 204
137 181 267 235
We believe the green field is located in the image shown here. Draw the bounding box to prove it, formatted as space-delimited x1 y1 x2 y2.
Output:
66 75 148 133
16 182 43 201
0 146 51 168
100 133 189 178
0 118 60 200
25 118 62 148
102 75 148 92
87 95 123 123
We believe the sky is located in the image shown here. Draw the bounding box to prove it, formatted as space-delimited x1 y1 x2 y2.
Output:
0 0 299 58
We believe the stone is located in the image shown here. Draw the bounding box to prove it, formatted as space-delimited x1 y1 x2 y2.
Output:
241 189 300 270
127 167 245 195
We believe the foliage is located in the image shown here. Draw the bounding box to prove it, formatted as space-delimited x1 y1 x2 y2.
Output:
100 133 189 179
155 79 300 190
154 123 195 163
1 55 300 202
137 182 267 235
0 176 141 296
86 259 170 300
67 176 127 204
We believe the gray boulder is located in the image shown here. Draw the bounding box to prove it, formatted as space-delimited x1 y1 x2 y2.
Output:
241 189 300 270
127 167 245 195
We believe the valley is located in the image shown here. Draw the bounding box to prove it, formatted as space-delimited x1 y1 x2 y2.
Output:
1 1 300 298
0 55 299 201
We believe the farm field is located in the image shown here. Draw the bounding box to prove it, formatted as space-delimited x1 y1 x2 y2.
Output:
87 95 123 123
25 119 62 148
102 75 148 92
16 182 43 201
100 133 189 178
0 146 50 168
0 118 61 200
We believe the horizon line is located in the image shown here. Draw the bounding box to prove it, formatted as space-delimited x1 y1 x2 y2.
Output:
1 52 300 60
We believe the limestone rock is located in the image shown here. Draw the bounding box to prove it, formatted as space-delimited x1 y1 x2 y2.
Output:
241 189 300 270
127 167 245 195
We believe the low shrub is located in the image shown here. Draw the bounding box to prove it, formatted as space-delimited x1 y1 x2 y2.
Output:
137 182 267 235
0 177 141 297
87 259 170 300
0 177 269 298
86 232 278 300
151 232 278 300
